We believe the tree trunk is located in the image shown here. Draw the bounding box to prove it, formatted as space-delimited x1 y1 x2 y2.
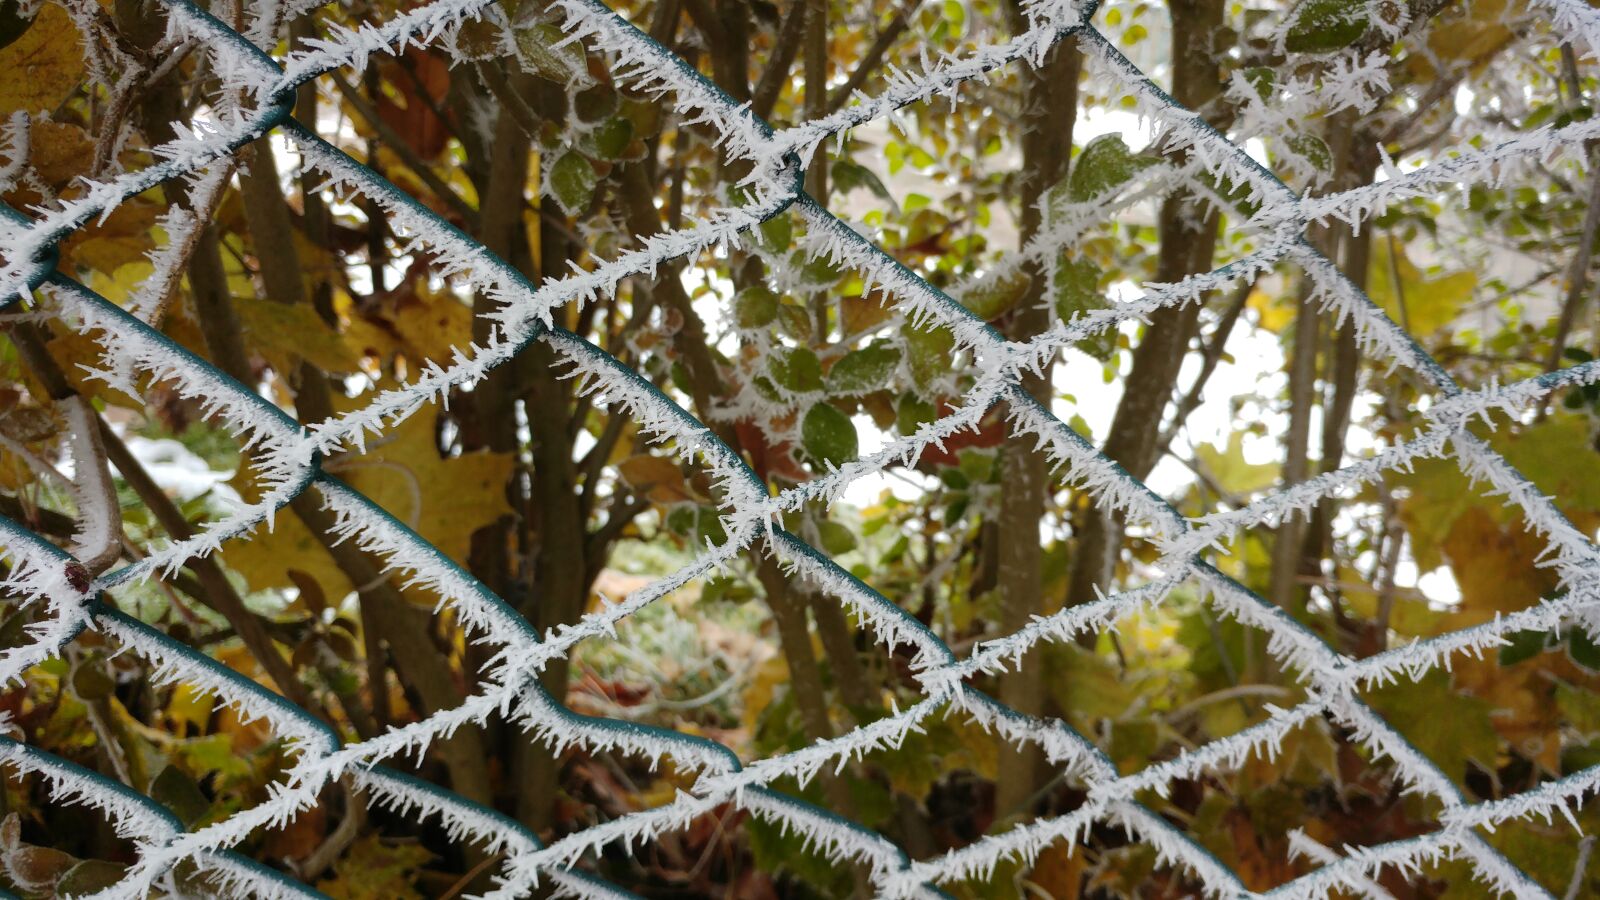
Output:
1061 0 1225 618
992 19 1080 821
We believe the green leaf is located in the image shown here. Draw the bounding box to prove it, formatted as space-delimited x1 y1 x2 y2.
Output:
903 323 955 389
769 346 823 393
1053 256 1114 359
548 151 597 216
746 793 855 895
734 286 780 329
178 734 252 778
757 215 792 253
777 302 813 343
150 765 211 828
801 403 859 468
882 532 910 564
1284 134 1333 171
957 449 995 484
56 860 127 895
666 505 728 546
816 520 858 555
1570 629 1600 673
831 159 893 203
960 272 1029 321
752 375 781 403
1067 135 1155 203
896 392 936 435
1242 66 1275 101
1285 0 1369 53
786 249 843 290
316 834 434 900
1556 681 1600 737
572 84 616 123
1198 169 1263 218
941 0 965 33
0 608 29 649
514 23 587 83
618 96 662 139
1195 431 1280 496
588 116 633 160
1498 629 1551 666
827 343 901 395
70 660 114 701
1042 642 1135 727
1365 670 1499 785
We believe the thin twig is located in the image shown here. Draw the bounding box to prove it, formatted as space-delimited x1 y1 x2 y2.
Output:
295 780 367 882
1542 162 1600 382
1564 834 1596 900
330 72 480 228
825 0 922 114
1155 278 1253 458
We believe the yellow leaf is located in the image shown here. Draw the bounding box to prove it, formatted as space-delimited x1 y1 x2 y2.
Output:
379 286 474 369
841 293 894 335
1335 564 1443 637
225 403 513 602
43 324 142 407
235 295 364 375
1043 642 1133 729
0 450 32 490
1406 0 1512 80
1238 717 1339 790
164 683 213 736
0 399 53 489
1440 505 1557 623
1246 285 1291 332
740 654 788 732
0 6 84 115
1194 431 1280 496
338 403 515 568
1492 413 1600 518
1454 651 1563 774
312 283 477 376
316 835 431 900
1395 456 1478 572
1367 239 1476 337
15 121 91 191
60 201 160 276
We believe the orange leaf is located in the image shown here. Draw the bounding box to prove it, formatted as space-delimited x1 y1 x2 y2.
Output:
0 6 84 116
1030 840 1085 899
616 453 694 503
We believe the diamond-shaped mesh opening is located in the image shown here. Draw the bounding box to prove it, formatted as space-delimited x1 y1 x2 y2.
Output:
0 624 353 887
1170 714 1432 893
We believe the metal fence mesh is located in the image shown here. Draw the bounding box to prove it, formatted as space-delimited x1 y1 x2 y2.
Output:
4 0 1600 896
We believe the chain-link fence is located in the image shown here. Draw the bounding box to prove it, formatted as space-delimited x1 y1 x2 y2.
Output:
3 0 1600 896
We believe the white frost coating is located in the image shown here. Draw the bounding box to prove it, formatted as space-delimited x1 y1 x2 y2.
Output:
126 164 233 324
0 521 92 689
1 0 1597 897
0 741 324 898
1285 830 1399 900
